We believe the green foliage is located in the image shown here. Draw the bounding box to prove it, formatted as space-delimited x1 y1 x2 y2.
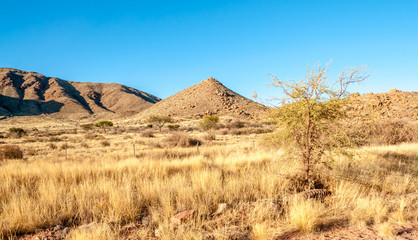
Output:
269 63 368 182
147 116 172 132
199 115 220 130
94 121 113 128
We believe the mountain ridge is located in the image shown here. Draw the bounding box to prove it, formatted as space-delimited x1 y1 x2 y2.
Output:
0 68 160 117
137 77 268 119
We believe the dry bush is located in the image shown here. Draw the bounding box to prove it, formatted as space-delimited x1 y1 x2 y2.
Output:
369 120 417 145
80 123 94 131
60 143 71 150
203 132 216 141
81 142 89 148
347 119 418 146
101 140 111 147
47 143 57 150
164 133 202 147
287 198 325 232
141 129 155 138
167 124 180 131
216 129 228 135
84 133 105 140
0 145 23 160
226 120 245 129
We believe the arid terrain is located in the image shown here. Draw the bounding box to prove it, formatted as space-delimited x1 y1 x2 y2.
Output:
0 68 160 119
0 69 417 240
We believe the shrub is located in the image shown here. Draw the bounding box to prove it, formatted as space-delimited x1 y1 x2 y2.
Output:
198 115 219 130
147 116 172 132
81 142 89 148
167 124 180 131
60 143 70 150
47 143 57 150
204 133 216 141
84 133 105 140
80 124 94 131
345 119 418 146
268 63 368 182
226 120 245 129
141 130 155 138
0 145 23 160
369 120 417 145
101 140 111 147
164 133 202 147
94 121 113 132
8 128 26 138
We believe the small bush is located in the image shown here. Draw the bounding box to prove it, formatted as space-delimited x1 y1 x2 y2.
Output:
8 128 26 138
204 133 216 141
164 133 202 147
167 124 180 131
60 143 70 150
347 120 418 146
95 121 113 127
216 129 228 135
287 199 325 232
81 142 89 148
226 120 245 129
47 143 57 150
198 115 220 130
101 140 111 147
84 133 105 140
141 130 155 138
80 124 94 131
0 145 23 160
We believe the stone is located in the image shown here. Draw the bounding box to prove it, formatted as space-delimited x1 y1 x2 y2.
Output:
213 203 228 216
171 209 194 225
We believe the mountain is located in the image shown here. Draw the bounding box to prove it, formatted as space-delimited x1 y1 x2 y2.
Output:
137 77 267 119
347 89 418 121
0 68 160 117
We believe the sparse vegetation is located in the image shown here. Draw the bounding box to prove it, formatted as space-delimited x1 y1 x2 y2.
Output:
8 127 26 138
198 115 219 130
268 63 369 183
94 121 114 133
167 124 180 131
147 116 172 132
0 145 23 160
164 132 201 147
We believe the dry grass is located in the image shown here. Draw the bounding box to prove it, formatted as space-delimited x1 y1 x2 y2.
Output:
0 119 416 239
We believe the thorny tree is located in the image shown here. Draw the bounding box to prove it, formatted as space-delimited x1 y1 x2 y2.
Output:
269 63 369 183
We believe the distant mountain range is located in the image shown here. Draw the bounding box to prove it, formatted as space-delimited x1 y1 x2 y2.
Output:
0 68 160 118
0 68 266 119
1 68 416 122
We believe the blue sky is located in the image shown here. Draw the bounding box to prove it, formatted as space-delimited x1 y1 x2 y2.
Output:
1 0 417 101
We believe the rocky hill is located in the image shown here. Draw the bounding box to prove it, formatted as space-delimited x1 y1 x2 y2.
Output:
348 89 418 121
137 77 267 119
0 68 160 118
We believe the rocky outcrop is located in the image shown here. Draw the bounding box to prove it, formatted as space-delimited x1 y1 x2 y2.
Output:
138 77 267 119
0 68 160 117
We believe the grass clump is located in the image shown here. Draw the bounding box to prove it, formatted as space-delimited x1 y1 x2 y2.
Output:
0 145 23 160
164 133 201 147
198 115 219 130
287 198 325 232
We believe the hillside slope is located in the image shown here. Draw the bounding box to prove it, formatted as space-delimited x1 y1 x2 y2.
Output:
137 77 267 119
0 68 160 117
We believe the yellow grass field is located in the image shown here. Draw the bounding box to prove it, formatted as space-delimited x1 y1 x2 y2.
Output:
0 119 417 239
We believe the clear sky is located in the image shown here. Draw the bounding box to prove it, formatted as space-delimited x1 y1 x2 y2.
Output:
1 0 417 101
